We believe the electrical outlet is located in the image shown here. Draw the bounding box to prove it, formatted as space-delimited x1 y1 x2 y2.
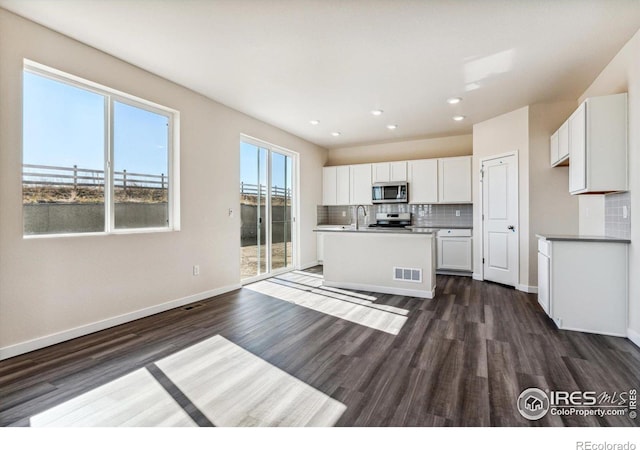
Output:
623 205 628 219
228 208 234 218
193 265 200 276
456 210 460 217
342 211 346 217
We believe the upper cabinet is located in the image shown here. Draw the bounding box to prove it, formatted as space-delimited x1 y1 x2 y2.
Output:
438 156 472 203
322 156 472 206
372 161 407 183
558 122 570 163
568 93 627 195
568 103 587 193
408 159 438 204
323 164 371 205
322 166 350 205
550 122 569 167
335 166 351 205
322 166 337 205
349 164 372 205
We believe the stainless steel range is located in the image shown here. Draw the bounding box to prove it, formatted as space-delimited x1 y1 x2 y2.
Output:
368 212 411 228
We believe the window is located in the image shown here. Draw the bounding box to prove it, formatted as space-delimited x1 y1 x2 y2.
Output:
22 61 179 236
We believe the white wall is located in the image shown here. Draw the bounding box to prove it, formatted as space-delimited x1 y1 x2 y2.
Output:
0 9 327 357
528 102 580 284
578 28 640 343
327 134 472 166
472 107 530 288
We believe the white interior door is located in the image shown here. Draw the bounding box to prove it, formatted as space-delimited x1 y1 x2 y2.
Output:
482 154 518 287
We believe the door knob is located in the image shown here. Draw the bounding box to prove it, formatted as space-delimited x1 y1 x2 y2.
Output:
507 225 515 231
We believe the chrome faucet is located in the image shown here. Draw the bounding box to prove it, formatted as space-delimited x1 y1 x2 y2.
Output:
355 205 367 230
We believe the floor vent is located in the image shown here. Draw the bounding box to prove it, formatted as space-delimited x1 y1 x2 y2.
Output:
183 303 204 311
393 267 422 283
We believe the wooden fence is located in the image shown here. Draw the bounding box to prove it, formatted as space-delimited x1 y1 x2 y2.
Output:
22 164 167 189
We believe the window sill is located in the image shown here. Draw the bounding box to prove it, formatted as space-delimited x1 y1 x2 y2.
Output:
23 227 179 240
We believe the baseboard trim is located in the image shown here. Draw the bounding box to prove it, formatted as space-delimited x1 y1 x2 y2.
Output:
323 280 435 299
517 284 539 294
628 328 640 348
0 283 241 361
472 273 483 281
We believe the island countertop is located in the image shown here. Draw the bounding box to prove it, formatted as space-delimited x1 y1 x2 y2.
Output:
314 226 436 235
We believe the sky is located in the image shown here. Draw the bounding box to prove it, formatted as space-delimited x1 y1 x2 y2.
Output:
24 70 291 190
23 71 169 176
240 141 291 191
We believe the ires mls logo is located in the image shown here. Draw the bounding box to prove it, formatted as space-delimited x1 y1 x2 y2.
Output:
517 387 638 421
517 388 550 420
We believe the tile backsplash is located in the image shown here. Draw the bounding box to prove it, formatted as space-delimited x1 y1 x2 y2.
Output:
317 203 473 228
605 191 631 239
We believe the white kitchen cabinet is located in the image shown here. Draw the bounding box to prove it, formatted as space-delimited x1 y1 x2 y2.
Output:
322 165 351 205
408 159 438 204
436 229 472 271
558 121 569 162
372 161 407 183
390 161 407 182
569 103 587 193
316 232 325 263
537 240 550 314
438 156 472 203
336 166 350 205
568 93 628 194
349 164 372 205
537 236 628 336
550 122 570 167
550 130 559 167
322 167 337 205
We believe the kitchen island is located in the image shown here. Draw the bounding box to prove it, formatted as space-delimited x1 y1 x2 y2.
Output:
317 227 436 299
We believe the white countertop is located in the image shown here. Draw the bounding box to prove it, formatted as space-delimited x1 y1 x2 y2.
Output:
314 226 435 235
536 234 630 244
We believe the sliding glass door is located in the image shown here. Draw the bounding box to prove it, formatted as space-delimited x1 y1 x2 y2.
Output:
240 138 296 282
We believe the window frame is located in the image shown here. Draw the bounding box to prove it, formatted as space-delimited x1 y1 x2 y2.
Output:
22 60 180 238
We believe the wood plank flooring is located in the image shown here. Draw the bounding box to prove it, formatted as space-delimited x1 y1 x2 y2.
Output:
1 269 639 427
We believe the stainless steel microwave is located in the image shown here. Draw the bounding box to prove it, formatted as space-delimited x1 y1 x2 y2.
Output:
372 182 408 204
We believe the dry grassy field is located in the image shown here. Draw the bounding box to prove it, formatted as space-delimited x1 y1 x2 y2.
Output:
241 242 293 279
23 186 168 204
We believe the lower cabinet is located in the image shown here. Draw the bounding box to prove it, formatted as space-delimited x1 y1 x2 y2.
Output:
537 237 628 336
436 229 472 272
537 241 550 314
317 232 325 264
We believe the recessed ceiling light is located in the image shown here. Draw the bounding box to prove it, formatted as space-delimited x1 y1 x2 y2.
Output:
371 109 384 116
331 131 341 137
309 119 320 125
452 115 466 121
386 124 398 130
447 97 462 105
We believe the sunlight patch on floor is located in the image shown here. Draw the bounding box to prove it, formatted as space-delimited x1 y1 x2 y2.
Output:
245 272 408 335
30 368 196 427
156 335 346 426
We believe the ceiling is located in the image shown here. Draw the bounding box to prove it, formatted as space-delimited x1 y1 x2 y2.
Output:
2 0 639 149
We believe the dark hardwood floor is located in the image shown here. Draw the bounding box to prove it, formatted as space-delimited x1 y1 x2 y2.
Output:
1 269 639 426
